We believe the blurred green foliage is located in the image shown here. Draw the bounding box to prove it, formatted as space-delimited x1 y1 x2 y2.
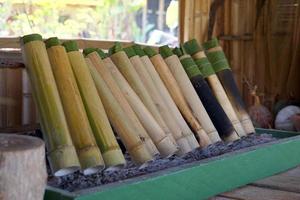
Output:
0 0 145 41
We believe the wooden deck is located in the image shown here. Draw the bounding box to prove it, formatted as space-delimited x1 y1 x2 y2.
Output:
211 166 300 200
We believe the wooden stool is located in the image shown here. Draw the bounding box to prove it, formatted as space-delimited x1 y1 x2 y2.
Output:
0 134 47 200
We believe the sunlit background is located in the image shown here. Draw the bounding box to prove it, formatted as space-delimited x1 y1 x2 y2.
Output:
0 0 179 46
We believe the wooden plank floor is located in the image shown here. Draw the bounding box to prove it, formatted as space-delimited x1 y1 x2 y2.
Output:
211 166 300 200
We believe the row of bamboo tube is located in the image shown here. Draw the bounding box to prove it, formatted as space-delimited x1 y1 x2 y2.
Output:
20 33 255 177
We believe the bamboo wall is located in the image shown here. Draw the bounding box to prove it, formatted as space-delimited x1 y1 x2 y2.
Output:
179 0 300 109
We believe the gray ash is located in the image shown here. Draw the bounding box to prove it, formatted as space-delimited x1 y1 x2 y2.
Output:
48 133 276 192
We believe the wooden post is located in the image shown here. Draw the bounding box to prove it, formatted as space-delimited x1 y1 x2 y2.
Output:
0 134 47 200
22 69 37 126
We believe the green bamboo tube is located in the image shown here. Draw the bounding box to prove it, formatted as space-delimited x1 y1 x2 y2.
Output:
109 43 180 150
183 39 246 137
61 41 125 171
143 47 201 149
160 45 219 145
133 45 201 149
123 46 193 153
83 48 159 157
100 51 179 157
20 34 80 176
85 58 153 165
46 38 105 174
203 38 255 134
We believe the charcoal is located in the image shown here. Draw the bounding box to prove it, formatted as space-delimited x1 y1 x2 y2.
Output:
48 133 277 192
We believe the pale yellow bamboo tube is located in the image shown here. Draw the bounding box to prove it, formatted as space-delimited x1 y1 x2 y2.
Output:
86 58 153 164
139 54 200 147
144 47 203 148
61 41 126 171
20 34 80 176
84 50 159 157
162 48 220 144
192 51 246 137
109 46 176 148
102 56 179 157
46 39 107 174
126 53 194 153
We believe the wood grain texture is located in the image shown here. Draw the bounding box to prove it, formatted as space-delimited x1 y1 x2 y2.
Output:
252 167 300 193
0 134 47 200
222 185 300 200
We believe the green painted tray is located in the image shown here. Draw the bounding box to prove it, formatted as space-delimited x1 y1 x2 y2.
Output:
44 128 300 200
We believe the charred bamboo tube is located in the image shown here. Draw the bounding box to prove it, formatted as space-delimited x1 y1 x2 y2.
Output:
85 58 153 164
183 39 246 137
99 50 179 157
143 47 201 149
160 45 218 144
46 38 105 174
203 38 255 134
83 48 159 157
109 43 179 150
61 41 125 171
133 45 199 149
123 46 193 153
20 34 80 176
173 47 238 141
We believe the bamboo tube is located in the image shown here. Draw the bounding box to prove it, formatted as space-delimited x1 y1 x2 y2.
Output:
133 45 200 148
85 58 153 165
172 47 238 141
61 41 125 171
83 48 159 157
109 43 180 150
100 50 179 157
123 46 193 153
160 45 219 144
46 38 107 174
203 38 255 134
143 47 201 149
20 34 80 176
183 39 246 137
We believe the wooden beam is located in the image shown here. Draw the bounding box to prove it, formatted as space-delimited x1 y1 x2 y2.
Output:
0 37 158 50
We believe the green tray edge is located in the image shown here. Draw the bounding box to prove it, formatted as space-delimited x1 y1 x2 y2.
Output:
44 129 300 200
